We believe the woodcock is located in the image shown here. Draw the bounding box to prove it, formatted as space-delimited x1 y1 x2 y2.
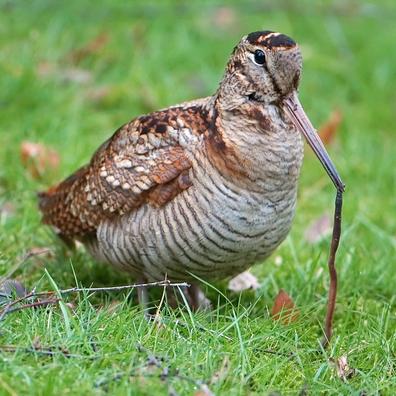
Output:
39 31 344 309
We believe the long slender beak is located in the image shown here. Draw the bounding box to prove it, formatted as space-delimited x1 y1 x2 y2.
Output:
283 92 345 192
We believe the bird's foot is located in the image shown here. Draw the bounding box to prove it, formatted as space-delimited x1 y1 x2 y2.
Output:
166 283 211 312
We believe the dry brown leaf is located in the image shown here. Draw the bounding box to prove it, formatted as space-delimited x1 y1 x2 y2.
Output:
20 141 60 179
332 355 356 381
67 33 108 63
318 109 343 146
271 289 299 324
228 270 259 292
304 214 332 244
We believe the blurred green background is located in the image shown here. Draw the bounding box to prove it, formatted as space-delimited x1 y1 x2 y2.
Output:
0 0 395 394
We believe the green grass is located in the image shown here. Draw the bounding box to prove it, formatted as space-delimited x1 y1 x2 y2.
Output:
1 0 395 394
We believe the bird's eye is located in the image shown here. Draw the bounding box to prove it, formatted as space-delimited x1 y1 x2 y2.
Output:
253 49 266 65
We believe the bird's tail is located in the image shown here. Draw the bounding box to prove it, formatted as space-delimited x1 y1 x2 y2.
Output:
37 165 89 241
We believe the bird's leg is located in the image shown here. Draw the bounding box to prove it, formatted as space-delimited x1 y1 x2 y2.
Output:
136 277 150 317
188 283 212 311
167 283 211 311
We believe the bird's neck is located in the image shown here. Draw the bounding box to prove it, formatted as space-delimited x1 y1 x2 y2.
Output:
204 95 304 189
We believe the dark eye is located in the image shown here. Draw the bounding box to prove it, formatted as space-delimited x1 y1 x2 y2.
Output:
254 49 266 65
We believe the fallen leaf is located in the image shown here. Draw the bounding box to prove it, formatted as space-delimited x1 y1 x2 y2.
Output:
67 32 108 63
318 109 342 146
228 270 259 292
271 289 299 324
20 141 60 179
304 214 332 244
332 355 356 381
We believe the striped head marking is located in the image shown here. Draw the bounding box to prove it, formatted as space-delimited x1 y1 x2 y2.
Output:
219 30 302 107
246 31 296 50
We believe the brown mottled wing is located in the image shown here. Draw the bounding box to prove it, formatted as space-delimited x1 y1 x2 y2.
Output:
38 106 208 239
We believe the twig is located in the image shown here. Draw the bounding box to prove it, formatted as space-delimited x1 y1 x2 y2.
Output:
321 189 343 348
0 290 37 322
34 280 190 298
2 298 60 316
0 280 189 321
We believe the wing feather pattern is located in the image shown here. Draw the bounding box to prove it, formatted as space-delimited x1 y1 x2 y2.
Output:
39 103 211 239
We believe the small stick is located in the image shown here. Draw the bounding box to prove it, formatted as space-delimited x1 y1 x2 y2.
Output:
34 280 190 298
0 281 189 321
321 189 343 348
2 298 60 316
0 290 37 322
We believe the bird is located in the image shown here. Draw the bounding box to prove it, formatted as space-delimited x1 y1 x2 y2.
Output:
38 30 344 310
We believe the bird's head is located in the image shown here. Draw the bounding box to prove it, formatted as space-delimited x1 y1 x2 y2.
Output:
217 30 345 192
223 30 302 104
